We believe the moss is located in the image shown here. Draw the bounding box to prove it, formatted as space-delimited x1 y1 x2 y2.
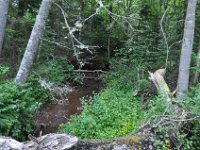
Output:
75 135 144 149
79 135 141 145
116 136 140 145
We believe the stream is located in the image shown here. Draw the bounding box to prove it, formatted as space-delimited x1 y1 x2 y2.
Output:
34 78 103 136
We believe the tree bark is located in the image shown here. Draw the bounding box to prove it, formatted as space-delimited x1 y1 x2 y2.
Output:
18 0 26 17
193 39 200 83
15 0 52 84
107 3 112 59
176 0 197 99
0 0 10 56
78 0 85 41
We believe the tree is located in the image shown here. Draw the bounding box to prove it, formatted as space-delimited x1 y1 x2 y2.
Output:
176 0 197 98
107 3 112 59
15 0 52 84
0 0 10 56
193 39 200 83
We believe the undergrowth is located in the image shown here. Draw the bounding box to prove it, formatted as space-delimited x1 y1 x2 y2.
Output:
60 88 144 139
36 57 83 84
0 66 51 141
59 56 200 150
59 51 172 140
59 59 149 139
180 84 200 149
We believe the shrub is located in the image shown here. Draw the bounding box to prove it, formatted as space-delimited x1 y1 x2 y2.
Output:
179 84 200 149
0 64 10 80
59 51 152 139
59 57 149 139
143 84 200 149
59 87 145 139
0 79 50 141
37 57 83 84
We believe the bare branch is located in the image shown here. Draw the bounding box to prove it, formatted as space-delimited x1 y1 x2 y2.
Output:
53 2 95 54
83 8 99 23
40 38 71 49
160 8 169 69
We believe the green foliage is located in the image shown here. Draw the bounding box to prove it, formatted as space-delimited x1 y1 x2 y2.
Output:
59 57 148 139
183 84 200 116
183 121 200 150
1 0 199 145
0 79 50 141
146 96 167 117
178 84 200 149
191 52 200 74
0 64 9 78
102 58 151 103
146 83 200 150
4 11 36 68
59 88 144 139
37 57 83 84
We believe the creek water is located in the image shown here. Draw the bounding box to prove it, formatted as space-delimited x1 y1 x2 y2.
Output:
34 78 103 136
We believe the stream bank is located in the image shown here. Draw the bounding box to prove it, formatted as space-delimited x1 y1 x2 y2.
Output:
34 78 103 136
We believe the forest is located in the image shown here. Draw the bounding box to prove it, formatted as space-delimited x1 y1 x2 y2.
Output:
0 0 200 149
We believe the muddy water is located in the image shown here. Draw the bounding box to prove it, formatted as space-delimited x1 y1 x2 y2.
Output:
34 79 103 136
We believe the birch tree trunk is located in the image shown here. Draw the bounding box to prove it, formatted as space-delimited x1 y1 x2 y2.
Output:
0 0 10 56
15 0 52 84
176 0 197 99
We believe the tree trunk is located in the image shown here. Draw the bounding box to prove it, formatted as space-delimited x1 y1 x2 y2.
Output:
193 39 200 83
18 0 26 17
124 0 133 34
107 4 112 59
0 0 10 56
15 0 52 84
78 0 85 41
176 0 197 99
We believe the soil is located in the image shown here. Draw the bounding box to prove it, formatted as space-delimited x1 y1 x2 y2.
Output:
34 78 103 136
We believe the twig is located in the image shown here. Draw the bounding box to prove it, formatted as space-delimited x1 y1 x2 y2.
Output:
170 115 200 122
83 8 99 23
74 69 108 73
40 38 71 49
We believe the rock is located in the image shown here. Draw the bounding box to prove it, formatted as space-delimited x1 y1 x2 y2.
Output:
36 134 78 150
0 134 78 150
0 136 23 150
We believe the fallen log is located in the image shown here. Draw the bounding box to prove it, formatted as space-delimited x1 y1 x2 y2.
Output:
147 69 187 148
148 69 185 117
